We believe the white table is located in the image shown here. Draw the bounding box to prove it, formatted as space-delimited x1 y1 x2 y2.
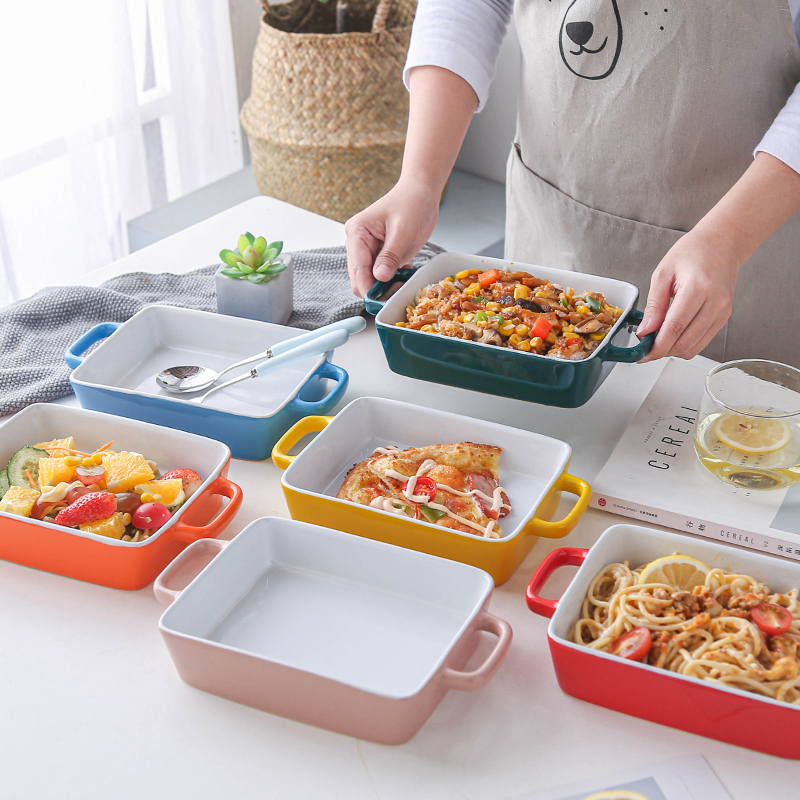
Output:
1 197 795 800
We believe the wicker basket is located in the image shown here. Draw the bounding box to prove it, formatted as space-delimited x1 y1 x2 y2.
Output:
241 0 416 223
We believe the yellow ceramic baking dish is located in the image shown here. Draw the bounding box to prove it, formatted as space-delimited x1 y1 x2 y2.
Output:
272 397 591 584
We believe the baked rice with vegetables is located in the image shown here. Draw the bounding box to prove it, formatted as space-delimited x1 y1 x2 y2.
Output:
398 268 624 360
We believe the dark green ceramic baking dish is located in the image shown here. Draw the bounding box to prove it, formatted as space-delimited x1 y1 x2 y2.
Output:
364 253 654 408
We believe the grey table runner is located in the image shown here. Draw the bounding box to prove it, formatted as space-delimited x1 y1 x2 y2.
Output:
0 242 444 415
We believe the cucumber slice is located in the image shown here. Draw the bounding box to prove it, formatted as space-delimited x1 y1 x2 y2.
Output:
7 446 49 488
0 468 9 499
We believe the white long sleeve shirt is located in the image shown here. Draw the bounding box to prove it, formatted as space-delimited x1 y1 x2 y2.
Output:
404 0 800 175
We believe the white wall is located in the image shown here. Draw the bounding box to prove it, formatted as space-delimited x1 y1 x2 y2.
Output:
227 3 520 183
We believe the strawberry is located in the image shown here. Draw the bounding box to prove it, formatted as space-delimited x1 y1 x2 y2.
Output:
54 491 117 527
160 468 202 498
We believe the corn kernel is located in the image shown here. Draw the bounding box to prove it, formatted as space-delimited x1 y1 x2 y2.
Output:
517 339 532 352
395 322 407 327
462 313 475 323
420 324 434 332
515 324 528 336
455 269 471 280
577 305 590 315
92 453 104 465
546 331 557 345
141 492 154 503
498 323 515 337
468 269 482 275
63 455 83 467
590 331 607 341
562 323 574 333
514 285 530 300
531 336 543 349
465 283 481 296
82 456 95 468
564 332 580 339
508 333 522 345
535 291 547 298
121 513 132 526
485 302 500 312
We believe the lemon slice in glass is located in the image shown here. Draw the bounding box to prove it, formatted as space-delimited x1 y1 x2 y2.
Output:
638 553 709 590
713 412 791 454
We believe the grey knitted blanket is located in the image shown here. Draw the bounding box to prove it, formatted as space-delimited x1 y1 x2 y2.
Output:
0 243 444 415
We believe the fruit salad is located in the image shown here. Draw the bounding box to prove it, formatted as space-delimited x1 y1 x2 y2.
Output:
0 436 202 542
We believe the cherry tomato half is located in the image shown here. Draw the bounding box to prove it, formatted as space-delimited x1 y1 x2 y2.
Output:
607 627 652 661
403 476 437 502
751 603 793 636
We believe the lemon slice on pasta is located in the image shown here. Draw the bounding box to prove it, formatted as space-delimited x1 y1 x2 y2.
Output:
638 554 708 590
582 792 652 800
713 412 791 454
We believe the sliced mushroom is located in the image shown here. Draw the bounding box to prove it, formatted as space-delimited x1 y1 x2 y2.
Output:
574 318 605 334
462 322 483 340
478 329 503 345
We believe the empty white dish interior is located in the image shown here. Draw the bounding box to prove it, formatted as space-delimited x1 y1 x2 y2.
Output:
0 403 230 545
549 523 800 711
375 252 640 360
282 396 572 541
159 517 494 699
71 306 328 418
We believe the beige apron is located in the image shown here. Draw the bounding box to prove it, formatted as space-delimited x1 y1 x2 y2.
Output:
506 0 800 365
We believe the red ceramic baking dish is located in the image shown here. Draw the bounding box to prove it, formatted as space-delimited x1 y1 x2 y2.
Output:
526 524 800 759
0 404 242 590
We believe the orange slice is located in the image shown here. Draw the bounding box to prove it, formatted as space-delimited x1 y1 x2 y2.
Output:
33 437 76 458
134 478 184 507
102 451 155 493
38 457 76 489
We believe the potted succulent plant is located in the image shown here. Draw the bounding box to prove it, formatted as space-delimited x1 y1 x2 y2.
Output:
215 232 293 324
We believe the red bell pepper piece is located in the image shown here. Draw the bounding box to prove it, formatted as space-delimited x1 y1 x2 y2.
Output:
477 269 500 287
529 316 553 340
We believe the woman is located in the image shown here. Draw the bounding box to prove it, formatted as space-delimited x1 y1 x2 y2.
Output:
345 0 800 366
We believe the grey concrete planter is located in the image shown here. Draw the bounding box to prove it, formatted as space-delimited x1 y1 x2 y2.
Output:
215 254 293 325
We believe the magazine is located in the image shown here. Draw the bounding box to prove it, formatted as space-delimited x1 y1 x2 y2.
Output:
503 754 731 800
591 358 800 562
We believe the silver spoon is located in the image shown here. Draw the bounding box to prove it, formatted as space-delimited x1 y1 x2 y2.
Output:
193 328 350 404
156 316 366 394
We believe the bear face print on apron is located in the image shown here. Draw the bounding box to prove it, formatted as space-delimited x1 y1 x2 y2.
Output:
506 0 800 365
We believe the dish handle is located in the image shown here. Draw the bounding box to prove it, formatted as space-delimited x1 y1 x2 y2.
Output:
289 361 349 415
167 476 243 544
271 415 333 470
153 537 227 606
363 267 417 315
64 322 121 369
525 547 589 618
440 611 512 691
598 308 656 363
524 472 591 540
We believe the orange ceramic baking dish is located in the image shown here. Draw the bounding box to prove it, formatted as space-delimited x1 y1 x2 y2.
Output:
0 404 242 590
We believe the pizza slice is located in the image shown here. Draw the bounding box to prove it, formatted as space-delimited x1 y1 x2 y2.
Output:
337 442 511 538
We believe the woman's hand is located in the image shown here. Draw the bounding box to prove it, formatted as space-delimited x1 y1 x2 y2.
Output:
345 179 440 297
636 228 740 361
637 152 800 362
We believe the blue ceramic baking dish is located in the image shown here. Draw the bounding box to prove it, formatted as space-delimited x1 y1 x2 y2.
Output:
65 306 349 460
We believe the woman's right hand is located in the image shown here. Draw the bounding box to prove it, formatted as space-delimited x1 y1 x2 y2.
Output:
345 178 441 297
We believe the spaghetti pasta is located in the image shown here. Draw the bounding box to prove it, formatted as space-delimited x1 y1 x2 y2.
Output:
572 555 800 704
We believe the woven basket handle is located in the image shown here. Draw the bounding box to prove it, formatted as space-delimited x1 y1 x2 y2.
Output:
372 0 392 33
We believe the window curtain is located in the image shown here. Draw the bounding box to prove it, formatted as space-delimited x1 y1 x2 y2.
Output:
0 0 243 305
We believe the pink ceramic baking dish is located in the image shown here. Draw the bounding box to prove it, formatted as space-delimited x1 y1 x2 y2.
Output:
154 516 512 744
526 524 800 759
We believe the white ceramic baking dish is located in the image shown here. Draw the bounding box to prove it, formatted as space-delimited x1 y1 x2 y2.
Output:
154 516 512 744
65 305 349 460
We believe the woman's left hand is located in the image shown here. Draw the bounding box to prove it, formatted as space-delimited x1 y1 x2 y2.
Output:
636 227 741 362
